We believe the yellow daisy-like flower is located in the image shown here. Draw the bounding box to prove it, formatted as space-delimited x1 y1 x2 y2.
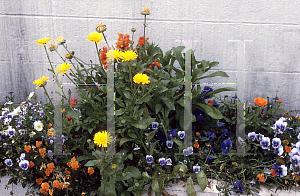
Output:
120 51 138 61
33 76 50 89
133 73 150 85
111 164 117 169
87 32 103 44
36 37 51 46
106 50 122 61
54 63 72 76
55 36 65 45
93 130 113 148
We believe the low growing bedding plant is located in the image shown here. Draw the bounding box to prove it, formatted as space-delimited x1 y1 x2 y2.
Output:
1 7 300 196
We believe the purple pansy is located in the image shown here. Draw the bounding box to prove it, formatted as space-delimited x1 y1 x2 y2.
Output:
19 160 29 170
194 108 205 121
159 158 166 166
146 155 153 163
272 138 281 149
167 129 177 140
177 131 185 139
221 129 231 140
221 139 232 154
248 132 256 141
166 158 172 166
193 164 200 173
233 181 244 193
166 141 173 148
4 159 13 166
260 136 270 150
151 122 159 129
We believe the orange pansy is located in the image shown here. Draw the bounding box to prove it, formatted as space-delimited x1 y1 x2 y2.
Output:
71 157 76 162
40 188 47 195
24 145 31 152
257 174 265 182
196 132 200 136
71 161 79 170
65 168 71 174
41 182 50 191
36 178 43 185
53 180 60 188
39 148 46 155
88 167 94 175
285 146 292 153
253 97 268 106
207 100 213 106
67 162 71 167
29 161 34 168
45 168 51 176
193 142 199 148
47 163 55 172
271 169 276 176
36 141 42 148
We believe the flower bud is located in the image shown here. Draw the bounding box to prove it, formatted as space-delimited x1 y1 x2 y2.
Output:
141 7 150 15
49 44 57 52
131 28 136 32
96 23 107 33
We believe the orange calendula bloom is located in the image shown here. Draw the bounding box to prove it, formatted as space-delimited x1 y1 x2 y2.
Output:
36 178 43 185
277 98 282 103
193 142 199 148
207 100 213 106
24 145 31 152
285 145 292 153
253 97 268 106
257 174 265 182
29 161 35 168
115 33 131 51
53 180 60 188
100 46 108 70
48 123 52 127
45 168 51 176
137 36 150 46
88 167 94 175
148 59 161 70
36 141 42 148
39 148 46 155
47 163 55 172
71 157 76 162
41 182 50 191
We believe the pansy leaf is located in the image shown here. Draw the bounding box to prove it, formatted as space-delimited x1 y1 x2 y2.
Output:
132 120 147 129
161 97 175 111
155 103 163 114
187 176 196 196
147 130 157 141
196 170 208 192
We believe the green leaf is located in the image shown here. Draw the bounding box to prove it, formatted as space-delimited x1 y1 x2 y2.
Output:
161 97 175 111
147 130 156 141
124 166 141 179
195 103 223 119
151 179 161 196
155 103 163 114
132 120 147 129
127 153 133 160
84 160 99 167
120 138 135 146
206 87 236 96
172 46 185 69
187 176 196 196
173 164 188 177
196 170 208 192
128 132 137 139
198 71 229 80
123 91 132 99
115 108 125 116
143 118 156 128
137 94 152 104
205 61 219 72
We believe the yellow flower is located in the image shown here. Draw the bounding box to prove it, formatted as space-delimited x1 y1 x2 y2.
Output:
55 63 72 76
133 73 150 85
120 51 138 61
106 50 122 61
87 32 103 44
55 36 65 45
33 76 50 89
94 130 113 147
36 37 51 46
111 164 117 169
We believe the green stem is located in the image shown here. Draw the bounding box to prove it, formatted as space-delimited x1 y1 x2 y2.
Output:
158 113 169 140
143 15 147 50
55 49 66 62
137 131 149 155
102 32 113 50
65 73 78 87
136 84 155 102
128 61 133 89
95 42 107 77
44 45 56 77
42 86 53 106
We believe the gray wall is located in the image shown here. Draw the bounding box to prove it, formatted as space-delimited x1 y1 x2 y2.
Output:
1 0 300 112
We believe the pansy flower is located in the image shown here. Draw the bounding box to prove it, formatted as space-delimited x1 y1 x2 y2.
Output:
194 108 205 121
167 129 177 140
206 131 215 142
183 149 189 156
256 133 264 142
193 164 200 173
4 159 13 166
151 122 159 129
221 129 231 140
146 155 153 163
272 138 281 149
291 155 300 168
200 86 213 99
217 122 225 128
274 145 284 156
205 156 216 165
159 158 166 166
177 131 185 139
19 160 29 170
233 181 244 193
7 127 15 137
248 132 256 141
166 158 172 166
221 139 232 154
166 141 173 148
260 137 270 150
187 146 193 155
156 129 167 145
271 163 287 177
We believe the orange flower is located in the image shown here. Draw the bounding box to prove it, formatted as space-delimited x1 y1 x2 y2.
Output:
45 168 51 176
49 189 53 196
70 98 78 108
67 162 71 167
39 148 46 155
115 33 131 51
65 168 71 174
88 167 94 175
271 169 276 176
47 163 55 172
207 100 213 106
53 180 60 188
66 175 71 179
100 46 108 70
253 97 267 106
71 161 80 170
71 157 76 162
41 182 50 191
196 132 200 136
148 59 161 70
277 98 282 103
285 146 292 153
282 139 289 145
137 36 149 46
65 115 72 123
257 174 265 182
36 178 43 185
36 141 42 148
48 123 52 127
24 145 31 152
29 161 34 168
193 142 199 148
40 188 47 195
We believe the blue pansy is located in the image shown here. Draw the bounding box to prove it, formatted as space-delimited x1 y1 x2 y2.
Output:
212 101 218 106
146 155 153 163
156 129 167 145
167 129 177 140
248 132 256 141
206 131 215 142
221 129 231 140
193 164 200 173
200 86 213 99
217 122 225 128
4 159 13 166
177 131 185 139
166 141 173 148
221 139 232 154
159 158 166 166
205 156 216 165
260 136 270 149
233 181 244 193
272 138 281 149
151 122 159 129
183 149 189 156
194 108 205 121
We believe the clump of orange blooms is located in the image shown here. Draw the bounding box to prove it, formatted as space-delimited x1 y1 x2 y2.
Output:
67 157 80 171
100 46 109 70
137 36 149 46
116 33 131 51
148 59 161 70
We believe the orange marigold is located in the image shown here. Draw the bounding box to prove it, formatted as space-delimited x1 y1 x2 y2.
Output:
88 167 94 175
207 100 213 106
137 36 149 46
47 163 55 172
53 180 60 188
41 182 50 191
24 145 31 152
257 174 265 182
115 33 131 51
36 178 43 185
29 161 34 168
100 46 108 70
148 59 161 70
45 168 51 176
36 141 42 148
39 148 46 155
253 97 267 107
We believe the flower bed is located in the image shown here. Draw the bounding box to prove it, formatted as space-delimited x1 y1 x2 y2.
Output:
1 7 300 196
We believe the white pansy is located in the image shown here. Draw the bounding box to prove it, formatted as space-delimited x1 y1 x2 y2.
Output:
29 131 36 138
28 92 35 101
33 121 43 131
